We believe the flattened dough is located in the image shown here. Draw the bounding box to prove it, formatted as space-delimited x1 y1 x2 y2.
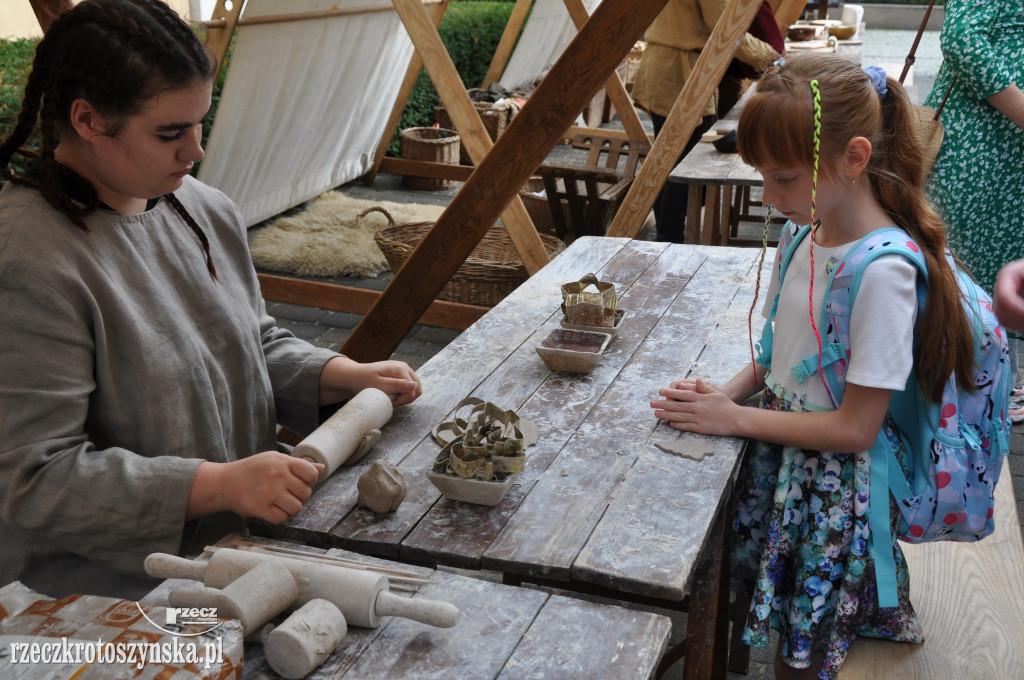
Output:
654 439 714 461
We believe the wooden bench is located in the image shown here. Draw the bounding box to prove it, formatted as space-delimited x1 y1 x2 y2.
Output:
838 462 1024 679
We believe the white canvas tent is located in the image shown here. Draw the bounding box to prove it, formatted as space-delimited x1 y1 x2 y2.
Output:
197 0 416 226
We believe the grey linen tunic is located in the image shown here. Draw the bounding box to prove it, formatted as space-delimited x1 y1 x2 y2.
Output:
0 176 338 598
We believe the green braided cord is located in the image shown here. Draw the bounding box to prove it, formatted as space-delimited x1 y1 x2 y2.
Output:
747 203 773 387
807 79 838 408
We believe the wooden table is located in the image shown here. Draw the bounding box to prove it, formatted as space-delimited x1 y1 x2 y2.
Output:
259 236 773 678
144 534 672 679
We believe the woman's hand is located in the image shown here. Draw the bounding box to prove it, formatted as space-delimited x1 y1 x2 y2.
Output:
651 378 741 436
188 452 323 524
319 357 423 407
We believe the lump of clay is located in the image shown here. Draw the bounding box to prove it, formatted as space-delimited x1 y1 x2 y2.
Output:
357 460 407 514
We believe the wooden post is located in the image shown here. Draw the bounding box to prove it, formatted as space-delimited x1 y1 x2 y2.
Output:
772 0 805 32
391 0 550 276
481 0 534 89
604 0 763 239
205 0 246 76
562 0 648 143
342 0 669 362
28 0 72 32
365 0 449 185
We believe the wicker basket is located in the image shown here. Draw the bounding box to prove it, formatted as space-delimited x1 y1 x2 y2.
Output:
400 127 460 191
434 101 511 165
370 207 566 307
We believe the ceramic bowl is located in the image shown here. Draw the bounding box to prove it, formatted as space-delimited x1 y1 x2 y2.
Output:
535 329 612 374
426 470 514 506
560 309 627 338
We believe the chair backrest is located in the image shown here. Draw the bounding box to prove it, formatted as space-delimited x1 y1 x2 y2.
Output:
570 133 651 179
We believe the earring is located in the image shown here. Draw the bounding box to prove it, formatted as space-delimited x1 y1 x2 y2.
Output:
849 175 856 185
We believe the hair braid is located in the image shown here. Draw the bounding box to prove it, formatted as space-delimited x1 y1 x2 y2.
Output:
164 192 218 281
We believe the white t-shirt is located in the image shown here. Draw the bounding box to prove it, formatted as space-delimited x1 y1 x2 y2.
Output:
762 233 919 409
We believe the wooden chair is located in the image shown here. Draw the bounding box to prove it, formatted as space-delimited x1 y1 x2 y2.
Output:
534 133 651 242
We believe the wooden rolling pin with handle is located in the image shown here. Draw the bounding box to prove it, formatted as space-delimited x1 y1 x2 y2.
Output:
292 387 395 482
145 548 459 629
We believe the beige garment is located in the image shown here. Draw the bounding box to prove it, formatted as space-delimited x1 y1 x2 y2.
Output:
632 0 778 118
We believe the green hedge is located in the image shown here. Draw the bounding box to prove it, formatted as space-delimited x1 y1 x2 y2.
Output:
0 1 513 180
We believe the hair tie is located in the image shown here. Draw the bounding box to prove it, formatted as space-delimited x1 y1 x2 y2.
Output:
773 57 785 68
863 65 888 98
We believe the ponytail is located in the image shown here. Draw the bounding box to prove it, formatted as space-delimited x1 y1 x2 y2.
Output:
870 76 975 402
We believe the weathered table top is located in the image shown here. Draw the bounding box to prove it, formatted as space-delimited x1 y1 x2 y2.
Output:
143 534 672 679
265 236 772 607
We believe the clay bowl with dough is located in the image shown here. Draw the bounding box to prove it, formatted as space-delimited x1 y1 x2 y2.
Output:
535 328 612 374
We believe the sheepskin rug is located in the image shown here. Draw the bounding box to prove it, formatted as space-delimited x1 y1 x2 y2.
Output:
248 191 446 278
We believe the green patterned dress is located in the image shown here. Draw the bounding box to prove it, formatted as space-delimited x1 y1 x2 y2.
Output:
925 0 1024 295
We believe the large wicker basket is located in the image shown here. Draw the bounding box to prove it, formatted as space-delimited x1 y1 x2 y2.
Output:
369 207 565 307
400 127 460 190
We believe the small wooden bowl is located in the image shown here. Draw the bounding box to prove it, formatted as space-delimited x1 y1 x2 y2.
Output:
787 25 817 42
827 25 857 40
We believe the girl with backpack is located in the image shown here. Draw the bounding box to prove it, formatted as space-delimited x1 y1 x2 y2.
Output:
650 53 982 679
0 0 422 600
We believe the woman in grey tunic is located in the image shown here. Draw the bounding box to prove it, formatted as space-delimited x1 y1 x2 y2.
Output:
0 0 422 599
925 0 1024 295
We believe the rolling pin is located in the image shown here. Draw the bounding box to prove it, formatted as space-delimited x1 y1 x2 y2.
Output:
292 387 394 482
145 549 459 629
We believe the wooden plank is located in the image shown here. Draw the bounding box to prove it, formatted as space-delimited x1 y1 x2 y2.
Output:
605 0 764 239
838 467 1024 680
481 0 534 88
400 239 677 568
330 570 547 679
481 246 753 589
257 273 486 331
567 125 653 144
496 594 672 680
267 238 628 541
366 0 449 185
571 247 767 599
343 0 671 363
562 0 648 143
392 0 550 276
377 156 475 182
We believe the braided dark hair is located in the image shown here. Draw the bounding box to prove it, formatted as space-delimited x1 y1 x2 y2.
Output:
0 0 219 278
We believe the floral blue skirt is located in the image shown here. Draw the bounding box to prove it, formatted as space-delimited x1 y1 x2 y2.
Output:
731 388 924 679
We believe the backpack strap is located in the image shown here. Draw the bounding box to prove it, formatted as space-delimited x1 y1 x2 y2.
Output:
756 222 811 371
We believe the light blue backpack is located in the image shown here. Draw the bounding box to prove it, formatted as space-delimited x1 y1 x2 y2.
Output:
758 222 1012 608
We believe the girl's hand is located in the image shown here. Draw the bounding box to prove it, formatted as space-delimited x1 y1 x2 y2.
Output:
651 378 740 436
190 452 323 524
319 357 423 407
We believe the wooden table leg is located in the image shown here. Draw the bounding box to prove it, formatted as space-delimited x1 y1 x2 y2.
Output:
720 185 733 246
702 185 719 246
686 184 702 244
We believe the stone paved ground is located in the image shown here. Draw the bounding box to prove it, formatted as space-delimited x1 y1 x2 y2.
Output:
257 27 1024 679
